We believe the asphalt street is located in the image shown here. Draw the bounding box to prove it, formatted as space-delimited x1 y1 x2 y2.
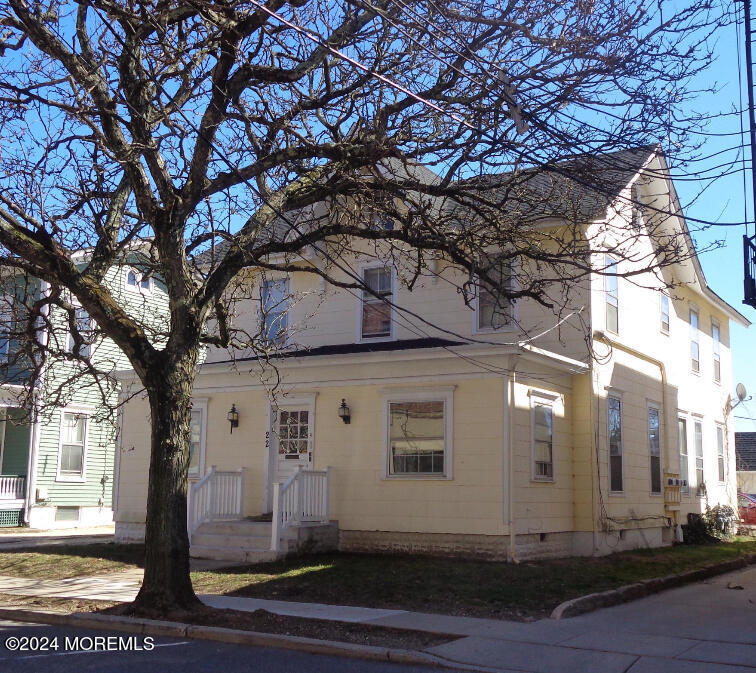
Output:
0 620 452 673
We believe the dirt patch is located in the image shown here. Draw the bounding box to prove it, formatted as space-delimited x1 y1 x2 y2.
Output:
0 593 118 612
105 603 455 650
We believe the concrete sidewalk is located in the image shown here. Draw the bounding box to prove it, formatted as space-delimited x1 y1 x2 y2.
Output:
0 565 754 672
0 525 115 549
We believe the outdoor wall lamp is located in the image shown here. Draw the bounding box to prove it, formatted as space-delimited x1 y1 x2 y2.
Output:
227 404 239 434
338 399 351 425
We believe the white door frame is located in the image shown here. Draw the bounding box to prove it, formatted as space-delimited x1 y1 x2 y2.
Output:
263 393 317 512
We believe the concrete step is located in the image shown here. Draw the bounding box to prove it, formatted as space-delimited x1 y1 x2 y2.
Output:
195 520 272 536
191 532 272 550
189 544 284 563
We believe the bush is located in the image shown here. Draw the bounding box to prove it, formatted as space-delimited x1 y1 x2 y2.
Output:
682 506 738 544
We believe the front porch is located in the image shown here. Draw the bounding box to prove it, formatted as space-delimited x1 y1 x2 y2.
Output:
187 465 336 562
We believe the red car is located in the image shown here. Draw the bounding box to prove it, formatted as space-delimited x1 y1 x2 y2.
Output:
738 493 756 525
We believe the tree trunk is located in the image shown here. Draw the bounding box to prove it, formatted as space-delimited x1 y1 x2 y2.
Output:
132 353 201 613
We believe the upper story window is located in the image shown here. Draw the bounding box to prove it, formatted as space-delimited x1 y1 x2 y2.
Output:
66 305 95 358
660 293 670 334
261 278 289 346
125 268 153 293
384 389 453 478
690 308 699 373
605 255 618 334
477 256 513 331
58 411 87 481
361 267 393 339
712 320 721 383
0 294 12 362
608 395 623 492
531 395 555 481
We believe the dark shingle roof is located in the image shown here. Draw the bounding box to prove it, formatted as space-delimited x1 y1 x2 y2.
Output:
736 432 756 471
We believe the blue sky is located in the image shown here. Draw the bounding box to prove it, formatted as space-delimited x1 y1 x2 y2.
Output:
675 12 756 430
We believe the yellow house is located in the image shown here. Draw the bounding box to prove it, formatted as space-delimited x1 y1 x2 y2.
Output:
113 147 750 561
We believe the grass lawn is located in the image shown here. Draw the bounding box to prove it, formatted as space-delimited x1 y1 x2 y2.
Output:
191 538 756 620
0 539 754 620
0 543 144 579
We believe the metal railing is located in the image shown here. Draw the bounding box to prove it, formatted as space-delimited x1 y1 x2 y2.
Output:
271 466 329 551
187 465 244 541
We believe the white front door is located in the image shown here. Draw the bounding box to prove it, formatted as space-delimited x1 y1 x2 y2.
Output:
273 406 312 484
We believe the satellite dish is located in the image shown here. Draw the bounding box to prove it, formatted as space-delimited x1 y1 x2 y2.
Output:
737 382 748 402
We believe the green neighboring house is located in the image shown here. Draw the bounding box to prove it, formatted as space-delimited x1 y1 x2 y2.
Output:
0 260 167 528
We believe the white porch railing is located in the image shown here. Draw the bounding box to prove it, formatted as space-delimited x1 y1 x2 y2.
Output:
188 466 244 541
271 466 329 552
0 475 25 500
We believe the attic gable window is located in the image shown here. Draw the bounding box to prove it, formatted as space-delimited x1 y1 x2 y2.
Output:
605 255 619 334
125 268 152 293
477 256 513 331
361 267 393 339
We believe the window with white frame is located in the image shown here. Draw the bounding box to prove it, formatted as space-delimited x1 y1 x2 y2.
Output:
477 256 513 330
605 255 619 333
690 308 699 373
608 396 623 492
0 294 12 362
66 306 95 358
58 412 87 479
361 267 392 339
716 423 725 482
125 268 152 293
679 417 690 495
187 400 207 477
694 419 704 495
660 293 670 334
385 390 452 478
531 395 554 481
648 405 662 494
261 278 289 345
712 320 721 383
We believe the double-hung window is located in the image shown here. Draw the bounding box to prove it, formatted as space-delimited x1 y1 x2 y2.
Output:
187 398 207 478
679 418 689 495
660 293 670 334
694 419 704 495
716 424 725 483
58 412 87 480
0 294 12 362
261 278 289 345
648 405 662 494
608 396 623 492
690 308 700 373
66 306 94 358
477 256 513 330
605 255 619 333
532 395 554 481
361 267 392 339
385 390 452 478
712 320 721 383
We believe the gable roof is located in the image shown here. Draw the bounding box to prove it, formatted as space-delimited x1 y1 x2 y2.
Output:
736 432 756 471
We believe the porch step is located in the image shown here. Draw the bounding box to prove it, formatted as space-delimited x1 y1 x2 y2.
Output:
190 520 293 562
191 532 272 551
189 545 285 563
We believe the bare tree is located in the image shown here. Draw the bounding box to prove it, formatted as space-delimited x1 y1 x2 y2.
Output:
0 0 728 612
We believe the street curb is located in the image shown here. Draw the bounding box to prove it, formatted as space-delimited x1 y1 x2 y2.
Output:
0 607 457 669
550 552 756 619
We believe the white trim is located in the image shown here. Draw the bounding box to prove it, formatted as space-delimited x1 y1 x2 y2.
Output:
530 391 555 483
124 267 153 294
381 387 454 480
55 408 90 483
188 397 208 479
357 263 396 342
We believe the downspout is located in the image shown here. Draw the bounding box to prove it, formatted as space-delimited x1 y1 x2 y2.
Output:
593 331 672 522
508 356 520 563
24 280 51 525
